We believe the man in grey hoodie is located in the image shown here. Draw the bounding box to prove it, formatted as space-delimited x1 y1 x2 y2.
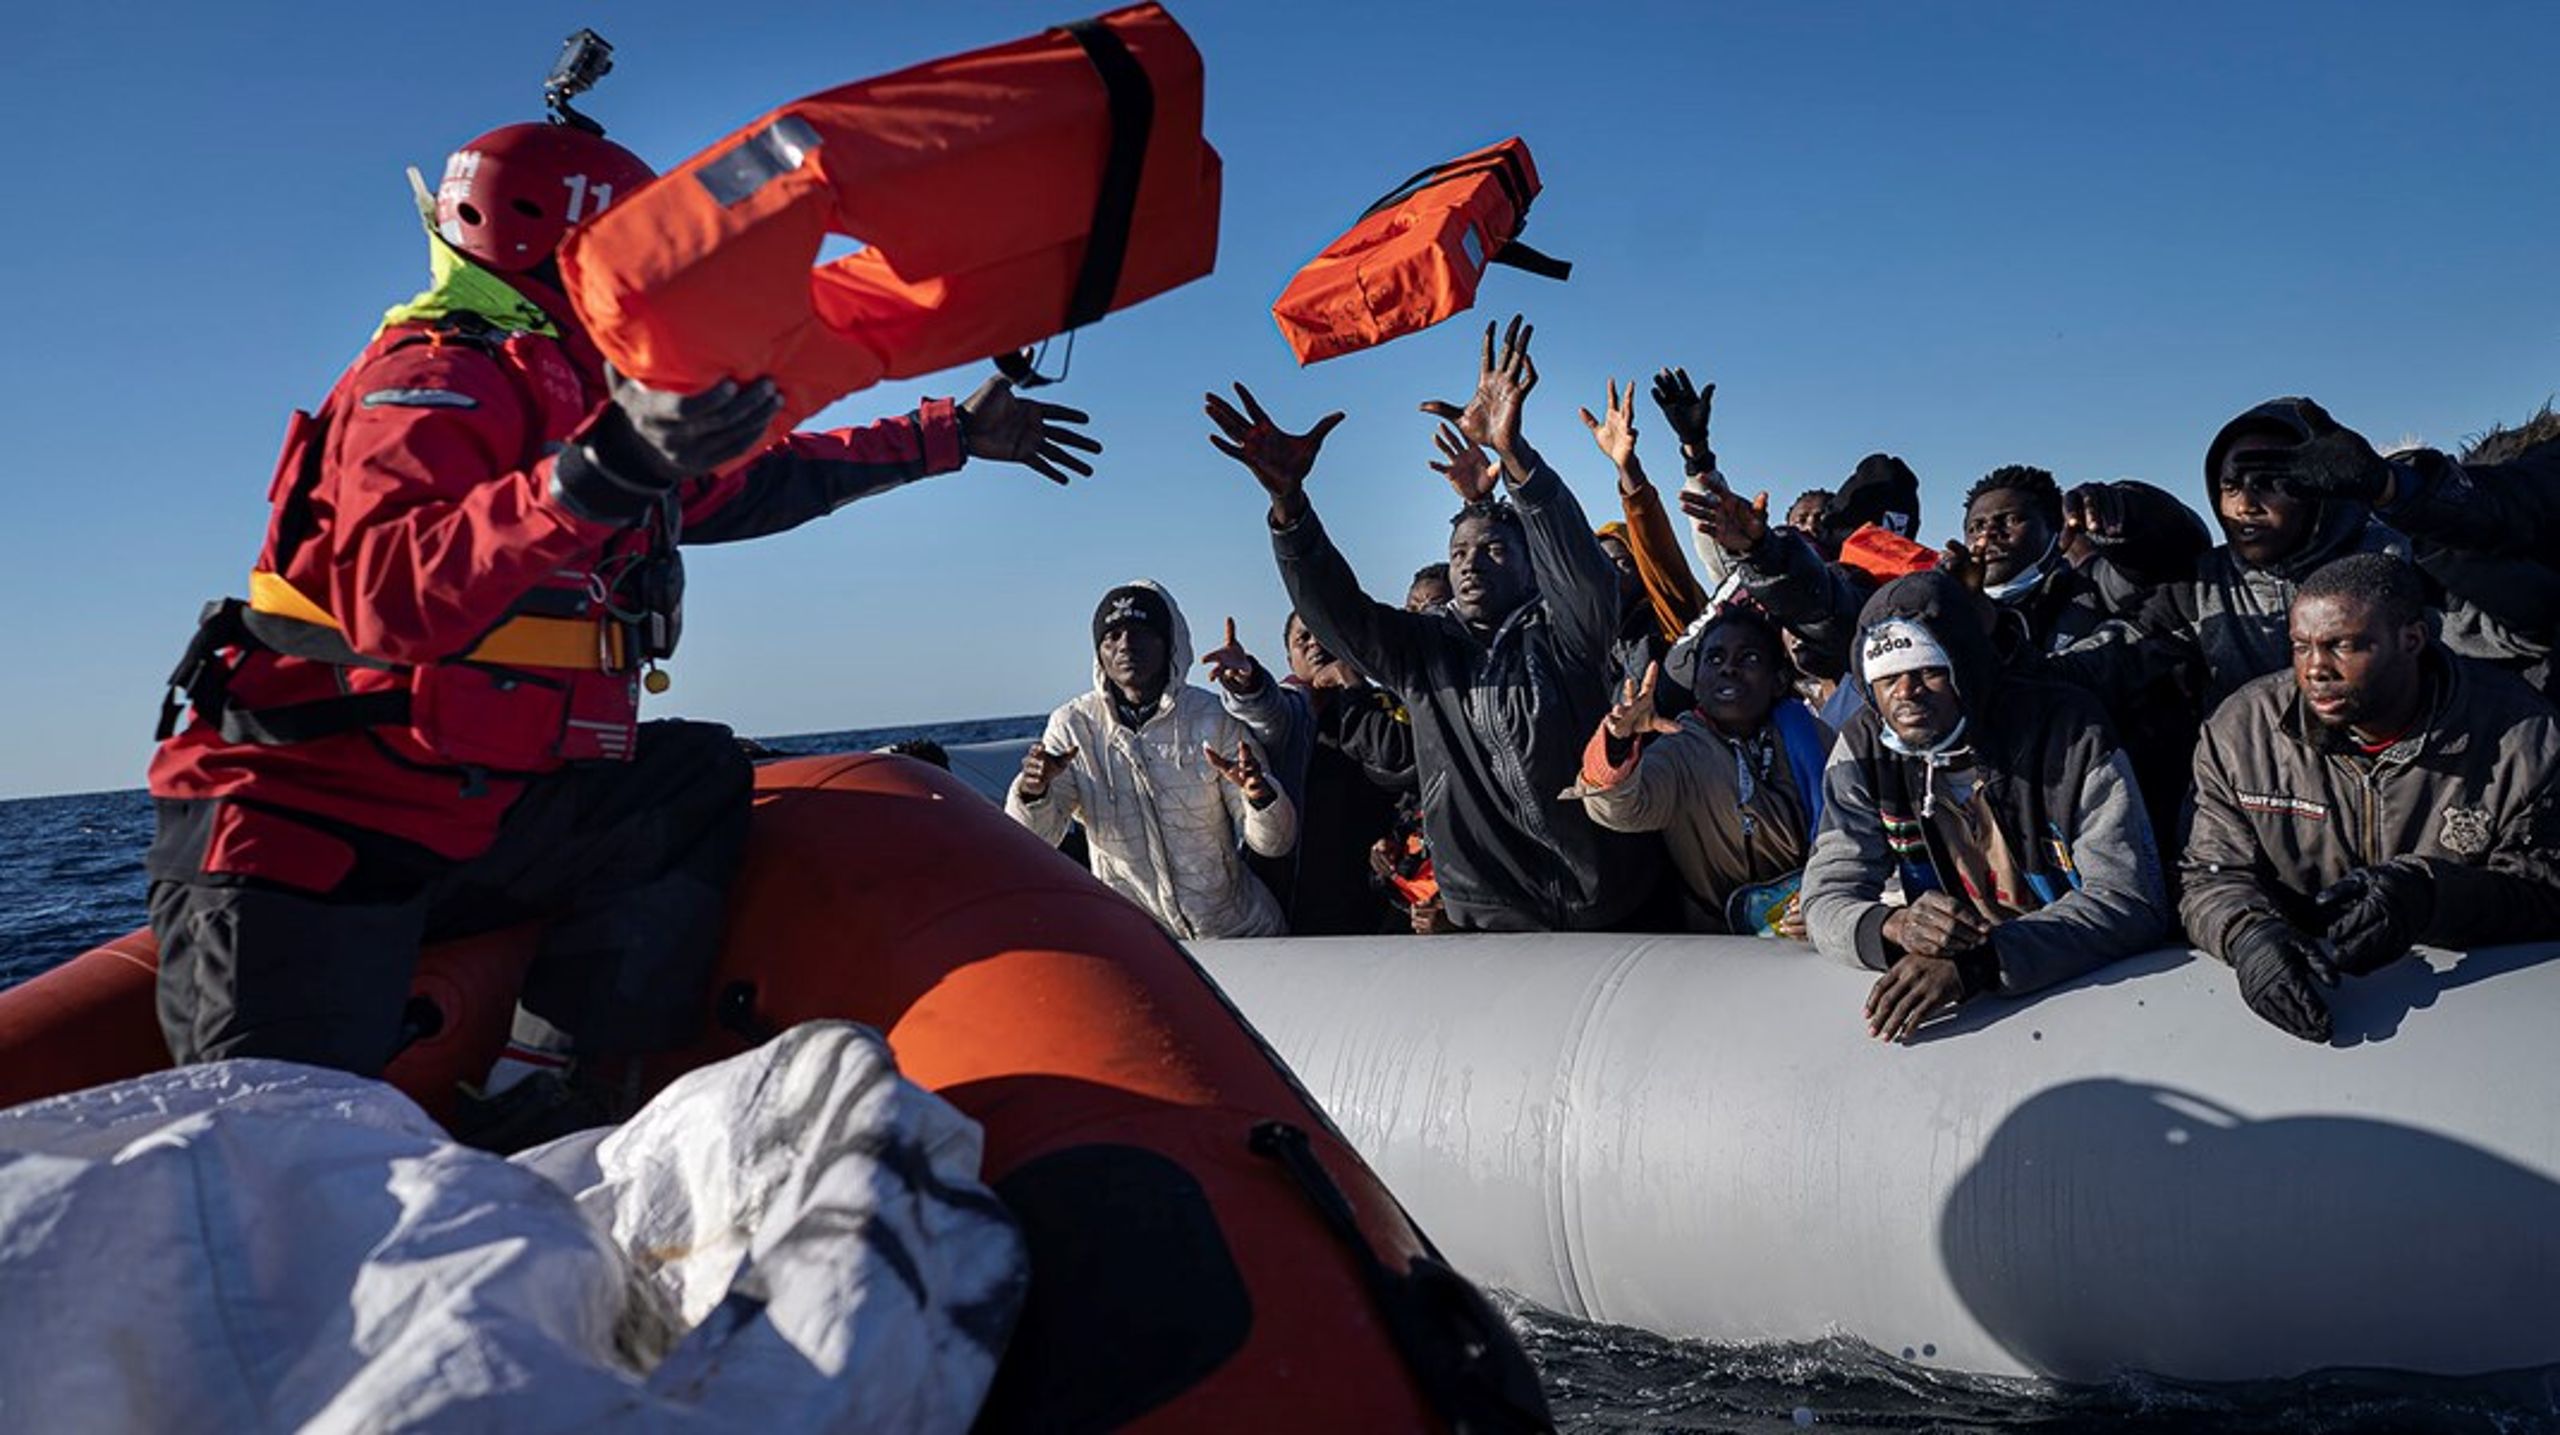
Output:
1802 570 2171 1041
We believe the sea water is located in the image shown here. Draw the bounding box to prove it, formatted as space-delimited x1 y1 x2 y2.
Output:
4 721 2551 1433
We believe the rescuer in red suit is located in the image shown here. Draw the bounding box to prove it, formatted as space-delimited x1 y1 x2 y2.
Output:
147 98 1097 1146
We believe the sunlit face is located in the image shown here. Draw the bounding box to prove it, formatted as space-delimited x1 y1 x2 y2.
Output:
2216 438 2316 568
2289 592 2424 736
1875 666 1963 748
1785 494 1829 534
1963 488 2056 586
1284 612 1358 690
1692 620 1785 738
1449 514 1533 625
1097 622 1168 702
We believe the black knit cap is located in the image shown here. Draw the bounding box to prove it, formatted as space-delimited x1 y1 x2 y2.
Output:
1092 584 1174 649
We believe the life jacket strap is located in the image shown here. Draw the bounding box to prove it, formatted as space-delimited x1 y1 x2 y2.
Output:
247 571 624 673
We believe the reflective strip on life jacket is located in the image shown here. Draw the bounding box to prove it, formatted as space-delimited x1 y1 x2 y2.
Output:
557 2 1220 450
1273 136 1570 367
248 571 622 673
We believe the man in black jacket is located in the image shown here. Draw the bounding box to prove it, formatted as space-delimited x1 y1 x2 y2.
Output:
1203 318 1658 931
2184 553 2560 1043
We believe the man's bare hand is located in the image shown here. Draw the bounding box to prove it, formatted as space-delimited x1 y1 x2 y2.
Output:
1420 314 1538 468
1016 742 1079 801
1678 480 1770 556
1206 383 1342 521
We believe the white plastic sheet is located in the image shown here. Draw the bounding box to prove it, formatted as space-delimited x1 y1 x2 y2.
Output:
0 1021 1023 1433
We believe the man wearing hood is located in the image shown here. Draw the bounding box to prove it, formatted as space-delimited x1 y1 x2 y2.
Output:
1199 612 1413 935
1204 318 1660 932
2049 398 2406 718
1006 582 1298 940
2182 554 2560 1043
1567 608 1834 934
1801 571 2171 1041
2246 404 2560 704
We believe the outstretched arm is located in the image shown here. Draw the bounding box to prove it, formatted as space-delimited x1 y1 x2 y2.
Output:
1206 384 1437 695
1421 316 1623 662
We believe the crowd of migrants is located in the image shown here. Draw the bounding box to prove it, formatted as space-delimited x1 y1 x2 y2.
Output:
1005 317 2560 1045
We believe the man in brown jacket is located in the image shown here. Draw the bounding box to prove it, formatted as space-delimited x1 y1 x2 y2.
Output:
2183 553 2560 1042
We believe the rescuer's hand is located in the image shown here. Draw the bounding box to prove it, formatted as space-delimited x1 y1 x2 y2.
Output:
1206 383 1343 525
555 369 782 523
959 376 1100 484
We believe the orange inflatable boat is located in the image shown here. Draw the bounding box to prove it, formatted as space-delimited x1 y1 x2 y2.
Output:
561 3 1222 445
1272 137 1569 366
0 754 1548 1432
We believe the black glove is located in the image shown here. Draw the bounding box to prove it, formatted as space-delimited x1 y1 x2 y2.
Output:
2226 921 2334 1044
2314 859 2435 977
553 370 782 524
1647 366 1716 476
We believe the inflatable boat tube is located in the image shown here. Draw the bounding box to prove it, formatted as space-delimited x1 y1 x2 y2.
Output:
1272 137 1567 366
561 2 1221 446
0 755 1548 1433
1191 933 2560 1385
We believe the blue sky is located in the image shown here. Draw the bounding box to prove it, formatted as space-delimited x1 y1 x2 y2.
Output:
4 1 2553 797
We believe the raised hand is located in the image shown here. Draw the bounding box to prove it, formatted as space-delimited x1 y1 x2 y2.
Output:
1579 377 1641 473
1648 365 1716 475
1419 314 1538 465
1604 661 1684 741
1202 740 1277 806
1430 423 1499 504
1199 616 1264 695
1678 480 1770 556
2062 482 2127 547
960 376 1101 485
1205 383 1343 520
1937 539 1984 594
1016 742 1078 800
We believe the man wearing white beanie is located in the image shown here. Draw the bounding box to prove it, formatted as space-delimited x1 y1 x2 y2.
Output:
1801 569 2170 1041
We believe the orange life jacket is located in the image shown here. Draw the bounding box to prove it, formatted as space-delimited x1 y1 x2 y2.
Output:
560 3 1220 445
1838 523 1943 584
1271 136 1570 366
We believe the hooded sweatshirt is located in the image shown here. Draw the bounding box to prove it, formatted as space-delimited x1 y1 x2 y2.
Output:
1006 581 1297 939
1801 571 2170 994
2049 399 2406 714
1273 455 1660 932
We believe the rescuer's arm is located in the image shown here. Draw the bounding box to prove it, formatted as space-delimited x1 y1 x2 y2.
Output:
682 375 1098 543
328 348 770 662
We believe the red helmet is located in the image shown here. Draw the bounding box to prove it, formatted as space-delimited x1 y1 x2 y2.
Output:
434 122 655 272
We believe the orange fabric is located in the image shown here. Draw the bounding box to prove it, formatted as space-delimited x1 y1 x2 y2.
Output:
0 754 1443 1427
1838 523 1942 584
1275 136 1548 365
1617 485 1713 642
561 4 1221 446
